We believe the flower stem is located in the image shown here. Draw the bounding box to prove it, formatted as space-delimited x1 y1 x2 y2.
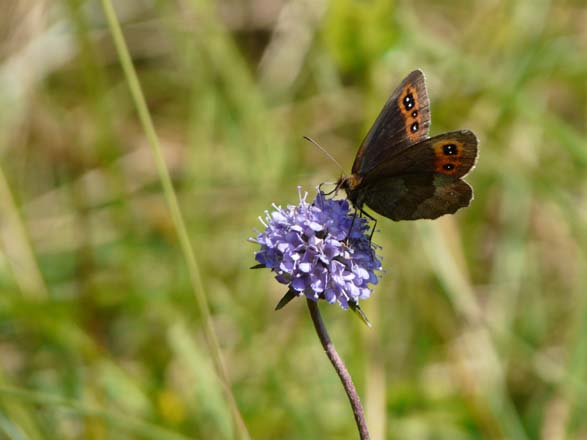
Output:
306 299 370 440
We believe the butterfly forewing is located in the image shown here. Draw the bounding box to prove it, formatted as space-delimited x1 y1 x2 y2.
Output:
352 70 431 176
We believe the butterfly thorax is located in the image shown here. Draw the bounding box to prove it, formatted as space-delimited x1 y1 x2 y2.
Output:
337 174 365 208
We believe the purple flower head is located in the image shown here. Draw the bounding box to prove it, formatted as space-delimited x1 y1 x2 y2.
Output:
250 187 382 310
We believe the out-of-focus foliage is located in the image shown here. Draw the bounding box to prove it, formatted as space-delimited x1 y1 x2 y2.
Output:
0 0 585 438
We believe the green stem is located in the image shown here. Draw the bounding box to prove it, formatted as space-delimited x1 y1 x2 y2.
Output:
99 1 249 438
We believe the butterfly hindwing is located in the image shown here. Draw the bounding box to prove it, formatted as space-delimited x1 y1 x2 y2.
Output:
362 130 478 184
361 175 473 221
351 70 431 176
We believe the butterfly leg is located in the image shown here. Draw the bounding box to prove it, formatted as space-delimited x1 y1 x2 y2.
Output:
345 210 358 243
369 217 378 241
319 181 338 196
358 208 377 241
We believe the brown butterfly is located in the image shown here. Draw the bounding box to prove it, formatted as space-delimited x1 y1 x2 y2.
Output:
337 70 478 221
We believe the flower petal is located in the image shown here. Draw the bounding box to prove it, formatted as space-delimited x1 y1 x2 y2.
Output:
252 188 382 310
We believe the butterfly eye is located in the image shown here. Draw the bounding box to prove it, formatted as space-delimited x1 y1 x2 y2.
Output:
443 144 457 155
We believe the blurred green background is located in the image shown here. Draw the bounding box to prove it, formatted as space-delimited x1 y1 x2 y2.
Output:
0 0 585 439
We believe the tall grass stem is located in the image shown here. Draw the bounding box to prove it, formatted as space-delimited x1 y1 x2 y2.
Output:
99 1 249 438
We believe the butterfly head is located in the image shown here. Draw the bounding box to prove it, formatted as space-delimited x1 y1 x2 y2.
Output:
336 174 361 192
336 174 364 207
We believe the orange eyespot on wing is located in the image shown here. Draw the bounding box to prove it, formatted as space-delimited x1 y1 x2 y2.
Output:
397 84 426 142
431 132 478 178
352 70 431 176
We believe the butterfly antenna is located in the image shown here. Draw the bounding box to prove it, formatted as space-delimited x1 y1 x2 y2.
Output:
303 136 346 174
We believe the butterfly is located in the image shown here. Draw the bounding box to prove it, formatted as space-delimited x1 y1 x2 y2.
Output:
337 70 478 221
